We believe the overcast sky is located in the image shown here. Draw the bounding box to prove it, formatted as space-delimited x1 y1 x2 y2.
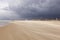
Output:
0 0 60 20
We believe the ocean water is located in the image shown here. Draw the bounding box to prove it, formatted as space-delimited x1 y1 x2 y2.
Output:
0 20 11 27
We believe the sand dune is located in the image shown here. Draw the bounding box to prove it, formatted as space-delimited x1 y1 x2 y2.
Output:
0 21 60 40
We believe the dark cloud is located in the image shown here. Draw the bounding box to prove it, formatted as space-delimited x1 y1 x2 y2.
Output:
8 0 60 19
0 0 60 20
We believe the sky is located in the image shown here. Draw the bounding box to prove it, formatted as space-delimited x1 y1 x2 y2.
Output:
0 0 60 20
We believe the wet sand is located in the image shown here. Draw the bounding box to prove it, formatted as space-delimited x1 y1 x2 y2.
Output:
0 21 60 40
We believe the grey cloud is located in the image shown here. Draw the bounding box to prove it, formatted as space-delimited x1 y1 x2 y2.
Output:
0 0 60 19
0 0 20 20
0 10 19 20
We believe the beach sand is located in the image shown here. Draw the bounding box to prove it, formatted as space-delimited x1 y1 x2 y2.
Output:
0 20 60 40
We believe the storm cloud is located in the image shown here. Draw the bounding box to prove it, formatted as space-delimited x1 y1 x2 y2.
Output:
0 0 60 19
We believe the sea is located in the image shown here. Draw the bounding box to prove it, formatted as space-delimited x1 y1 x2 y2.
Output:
0 20 11 27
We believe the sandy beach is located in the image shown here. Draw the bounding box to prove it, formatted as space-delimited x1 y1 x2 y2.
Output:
0 20 60 40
